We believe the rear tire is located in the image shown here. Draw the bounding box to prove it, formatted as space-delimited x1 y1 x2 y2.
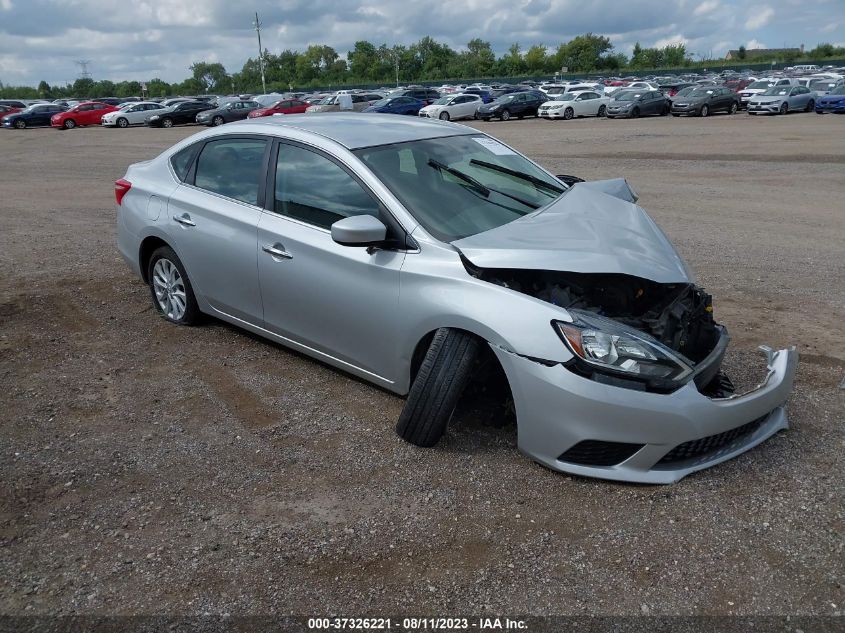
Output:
396 328 480 448
147 246 200 326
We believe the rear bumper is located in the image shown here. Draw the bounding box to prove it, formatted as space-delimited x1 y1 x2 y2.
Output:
492 344 798 484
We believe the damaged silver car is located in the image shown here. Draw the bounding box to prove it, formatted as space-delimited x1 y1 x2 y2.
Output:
116 113 797 483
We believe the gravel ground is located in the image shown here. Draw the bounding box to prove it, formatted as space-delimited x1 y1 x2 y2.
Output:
0 113 843 619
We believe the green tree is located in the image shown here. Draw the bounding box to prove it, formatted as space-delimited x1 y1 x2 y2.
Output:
737 45 747 60
37 80 51 98
189 62 229 92
524 45 548 73
348 40 380 80
462 38 496 77
501 43 525 74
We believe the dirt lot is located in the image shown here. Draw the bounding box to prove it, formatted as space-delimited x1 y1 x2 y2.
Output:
1 113 843 619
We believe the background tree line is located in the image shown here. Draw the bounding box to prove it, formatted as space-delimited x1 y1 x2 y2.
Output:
2 36 844 99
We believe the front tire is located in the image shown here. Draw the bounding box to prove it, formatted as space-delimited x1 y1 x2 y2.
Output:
500 109 511 121
630 107 640 119
700 105 709 117
116 117 129 128
63 119 76 129
147 246 200 325
396 328 480 447
563 107 574 120
439 111 450 121
162 117 174 128
805 99 815 112
729 102 738 114
212 116 224 126
779 102 788 115
597 105 606 117
14 119 26 129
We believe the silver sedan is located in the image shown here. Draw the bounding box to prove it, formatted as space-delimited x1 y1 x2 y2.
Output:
116 114 797 483
747 85 816 114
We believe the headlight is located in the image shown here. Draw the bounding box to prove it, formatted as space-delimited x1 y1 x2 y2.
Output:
150 115 160 120
555 310 693 383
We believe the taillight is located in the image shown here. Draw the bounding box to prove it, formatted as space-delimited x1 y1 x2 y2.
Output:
115 179 132 206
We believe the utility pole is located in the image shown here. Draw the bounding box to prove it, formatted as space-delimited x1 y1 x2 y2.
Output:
393 47 400 87
253 12 267 94
75 60 92 80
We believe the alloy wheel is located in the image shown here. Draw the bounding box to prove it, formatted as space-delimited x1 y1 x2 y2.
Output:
152 259 187 321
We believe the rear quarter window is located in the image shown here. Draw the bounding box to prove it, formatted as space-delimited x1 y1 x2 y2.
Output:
170 144 201 182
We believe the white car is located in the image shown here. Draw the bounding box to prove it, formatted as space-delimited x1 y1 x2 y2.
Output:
538 90 610 120
101 102 166 128
418 94 482 120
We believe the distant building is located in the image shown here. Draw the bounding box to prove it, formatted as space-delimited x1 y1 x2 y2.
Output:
725 47 802 60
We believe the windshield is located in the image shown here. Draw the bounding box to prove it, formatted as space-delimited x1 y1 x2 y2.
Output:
675 87 696 97
747 81 772 89
355 135 565 242
690 89 716 97
614 92 640 101
762 87 790 96
829 85 845 95
432 97 452 105
554 93 576 101
370 98 391 107
495 95 516 103
810 80 838 90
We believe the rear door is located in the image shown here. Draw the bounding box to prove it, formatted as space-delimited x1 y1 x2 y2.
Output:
256 140 405 382
167 136 270 322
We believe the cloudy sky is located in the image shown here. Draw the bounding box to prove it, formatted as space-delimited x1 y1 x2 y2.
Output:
2 0 843 86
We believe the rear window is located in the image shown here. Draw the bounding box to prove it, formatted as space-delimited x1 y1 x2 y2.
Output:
170 144 201 182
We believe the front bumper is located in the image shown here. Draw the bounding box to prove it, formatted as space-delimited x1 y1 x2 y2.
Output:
492 344 798 484
748 102 780 113
538 109 566 119
815 102 845 113
605 108 632 118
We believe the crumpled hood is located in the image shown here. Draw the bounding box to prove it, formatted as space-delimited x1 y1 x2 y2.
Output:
453 180 693 284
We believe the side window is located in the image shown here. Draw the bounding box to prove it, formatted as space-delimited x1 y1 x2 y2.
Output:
170 143 201 182
194 138 268 205
274 143 381 230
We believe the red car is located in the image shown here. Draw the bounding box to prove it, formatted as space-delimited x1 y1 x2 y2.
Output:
51 101 120 129
0 104 23 118
247 98 309 118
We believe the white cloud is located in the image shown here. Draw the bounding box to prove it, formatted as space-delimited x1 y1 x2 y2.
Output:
693 1 720 16
746 38 767 49
0 0 12 10
746 6 775 29
654 34 689 47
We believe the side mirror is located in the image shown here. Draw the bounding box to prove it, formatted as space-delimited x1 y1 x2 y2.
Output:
556 174 585 186
331 215 387 247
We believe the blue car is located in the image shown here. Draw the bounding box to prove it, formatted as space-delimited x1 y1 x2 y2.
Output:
815 85 845 114
2 103 67 129
362 96 425 115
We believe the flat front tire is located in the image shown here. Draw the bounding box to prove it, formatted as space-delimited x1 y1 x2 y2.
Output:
147 246 200 325
396 328 480 448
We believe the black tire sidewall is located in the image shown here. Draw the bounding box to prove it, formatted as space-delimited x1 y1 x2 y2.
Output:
117 118 128 128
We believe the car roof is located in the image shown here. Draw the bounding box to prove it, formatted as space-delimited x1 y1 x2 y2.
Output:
224 113 474 149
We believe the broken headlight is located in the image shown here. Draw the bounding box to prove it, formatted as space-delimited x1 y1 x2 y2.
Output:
555 309 693 383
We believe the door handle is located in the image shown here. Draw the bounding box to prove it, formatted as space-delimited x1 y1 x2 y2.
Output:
173 214 196 227
262 243 293 260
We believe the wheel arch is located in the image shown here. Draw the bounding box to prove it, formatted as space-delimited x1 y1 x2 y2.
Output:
138 235 173 284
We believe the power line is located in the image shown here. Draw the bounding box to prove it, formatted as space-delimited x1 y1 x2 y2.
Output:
253 12 266 94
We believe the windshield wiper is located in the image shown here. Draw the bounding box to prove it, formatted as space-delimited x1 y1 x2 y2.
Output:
427 159 540 209
469 159 565 196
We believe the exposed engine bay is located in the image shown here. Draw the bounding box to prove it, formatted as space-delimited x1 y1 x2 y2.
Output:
463 260 723 365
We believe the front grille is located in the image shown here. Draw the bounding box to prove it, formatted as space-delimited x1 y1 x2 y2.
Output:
558 440 645 467
657 416 766 465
